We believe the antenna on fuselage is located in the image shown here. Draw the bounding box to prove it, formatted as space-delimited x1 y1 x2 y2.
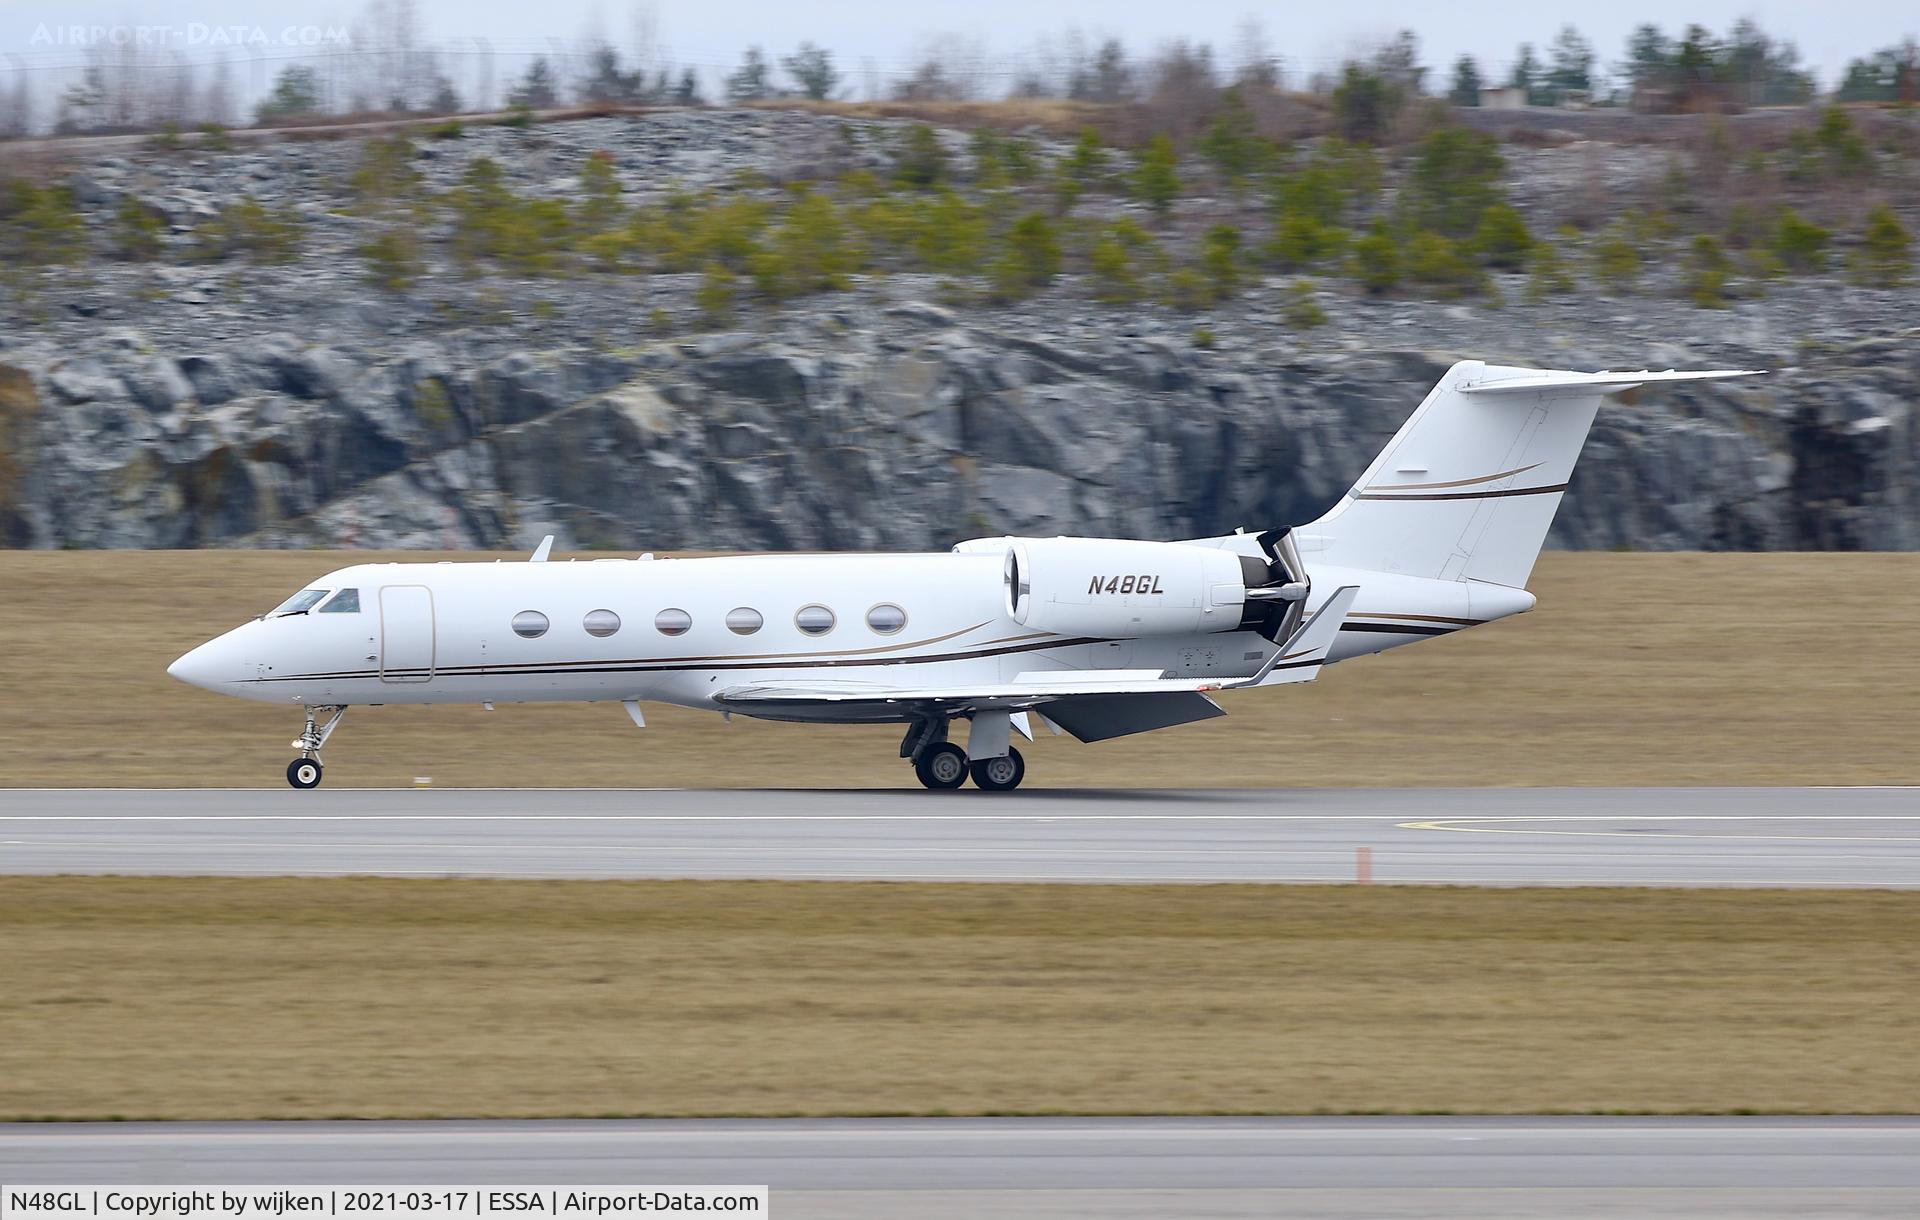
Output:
529 535 555 563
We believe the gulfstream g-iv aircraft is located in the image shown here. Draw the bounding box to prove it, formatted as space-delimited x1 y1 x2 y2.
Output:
169 361 1757 790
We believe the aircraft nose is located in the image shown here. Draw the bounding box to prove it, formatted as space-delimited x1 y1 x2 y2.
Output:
168 639 231 691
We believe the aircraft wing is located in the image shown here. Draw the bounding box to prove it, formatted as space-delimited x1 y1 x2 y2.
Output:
712 588 1359 727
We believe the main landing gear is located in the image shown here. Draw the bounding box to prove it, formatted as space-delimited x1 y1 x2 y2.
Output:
903 716 1027 792
287 705 346 790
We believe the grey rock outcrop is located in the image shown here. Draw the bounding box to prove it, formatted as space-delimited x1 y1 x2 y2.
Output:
3 108 1916 555
3 309 1915 554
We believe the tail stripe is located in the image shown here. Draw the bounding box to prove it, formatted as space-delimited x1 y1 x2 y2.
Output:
1356 482 1570 502
1366 461 1542 492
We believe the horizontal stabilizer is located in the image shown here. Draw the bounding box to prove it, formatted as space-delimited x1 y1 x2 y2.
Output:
1456 368 1763 398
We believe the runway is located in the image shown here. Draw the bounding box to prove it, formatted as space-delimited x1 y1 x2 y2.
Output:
4 1117 1919 1218
2 787 1919 886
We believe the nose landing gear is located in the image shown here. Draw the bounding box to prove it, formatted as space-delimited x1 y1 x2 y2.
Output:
287 705 346 790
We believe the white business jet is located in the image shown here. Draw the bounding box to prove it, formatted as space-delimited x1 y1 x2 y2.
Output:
169 361 1756 790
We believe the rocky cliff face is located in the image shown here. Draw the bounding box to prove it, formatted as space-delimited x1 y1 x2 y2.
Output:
4 304 1915 554
2 110 1916 553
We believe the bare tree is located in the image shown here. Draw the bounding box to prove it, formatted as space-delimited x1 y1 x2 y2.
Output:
203 57 234 127
1234 18 1280 90
0 59 31 138
1069 37 1136 103
1140 41 1219 143
892 35 985 102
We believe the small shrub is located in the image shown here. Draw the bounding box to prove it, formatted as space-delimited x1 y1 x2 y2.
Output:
203 198 305 264
988 212 1061 299
449 157 580 275
146 123 183 152
1349 221 1401 295
196 122 235 152
425 119 465 140
496 103 535 129
1814 107 1873 179
1471 204 1532 270
1283 279 1328 328
1404 231 1485 298
1132 135 1181 222
1198 86 1272 189
413 378 454 427
1592 233 1642 291
1402 127 1505 238
1525 240 1574 300
360 228 424 291
113 196 166 261
1265 211 1349 270
750 190 859 299
1191 327 1216 348
1199 225 1242 299
1088 234 1142 303
1054 128 1110 212
912 190 990 273
1331 63 1401 144
1855 205 1913 286
696 261 738 321
350 135 422 210
576 151 624 233
1685 234 1730 308
1770 208 1830 273
1160 267 1213 311
894 124 947 189
0 181 87 266
1723 203 1766 249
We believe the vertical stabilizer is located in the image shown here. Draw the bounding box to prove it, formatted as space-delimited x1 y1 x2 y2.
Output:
1298 362 1760 588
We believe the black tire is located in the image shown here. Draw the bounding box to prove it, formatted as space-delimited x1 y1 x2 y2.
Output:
969 747 1026 792
914 742 969 790
287 758 323 790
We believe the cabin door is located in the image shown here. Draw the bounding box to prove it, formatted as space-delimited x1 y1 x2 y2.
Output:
379 585 436 683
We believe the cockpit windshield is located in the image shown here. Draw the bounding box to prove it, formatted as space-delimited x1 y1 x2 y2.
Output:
318 588 361 614
269 588 331 617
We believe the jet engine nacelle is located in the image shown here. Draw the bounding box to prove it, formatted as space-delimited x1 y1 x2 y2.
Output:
984 537 1261 638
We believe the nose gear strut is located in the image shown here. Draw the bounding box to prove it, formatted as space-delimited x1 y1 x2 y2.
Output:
287 705 346 789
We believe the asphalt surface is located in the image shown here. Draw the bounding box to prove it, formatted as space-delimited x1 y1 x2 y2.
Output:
2 787 1918 886
4 1118 1918 1218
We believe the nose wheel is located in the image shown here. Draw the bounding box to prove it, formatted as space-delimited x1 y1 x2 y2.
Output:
286 705 346 790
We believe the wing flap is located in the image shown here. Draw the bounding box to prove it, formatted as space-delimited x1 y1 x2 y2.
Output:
712 587 1362 712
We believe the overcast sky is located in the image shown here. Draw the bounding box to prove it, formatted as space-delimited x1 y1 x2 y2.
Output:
8 1 1915 92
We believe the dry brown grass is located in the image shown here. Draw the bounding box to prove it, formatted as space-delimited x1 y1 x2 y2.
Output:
1 550 1916 789
2 876 1916 1119
750 97 1121 141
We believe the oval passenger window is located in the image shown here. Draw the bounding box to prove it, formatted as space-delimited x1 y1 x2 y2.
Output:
655 608 692 636
726 607 764 635
795 605 835 636
511 610 549 639
583 609 621 638
866 603 907 635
